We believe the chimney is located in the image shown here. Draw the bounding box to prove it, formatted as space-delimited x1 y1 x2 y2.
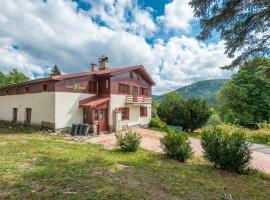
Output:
91 63 98 71
99 55 109 70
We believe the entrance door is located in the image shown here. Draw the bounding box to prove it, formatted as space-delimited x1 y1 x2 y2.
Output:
98 108 108 132
132 86 138 102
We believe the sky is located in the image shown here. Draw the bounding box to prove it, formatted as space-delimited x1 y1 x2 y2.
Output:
0 0 234 95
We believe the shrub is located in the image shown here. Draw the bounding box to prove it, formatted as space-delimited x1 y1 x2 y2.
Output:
201 127 251 173
116 131 141 152
149 118 166 129
205 114 222 126
181 98 211 132
244 128 270 145
161 129 193 162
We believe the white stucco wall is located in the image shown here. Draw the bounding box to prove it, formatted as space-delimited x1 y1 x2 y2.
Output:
54 92 95 129
109 94 151 129
0 92 55 125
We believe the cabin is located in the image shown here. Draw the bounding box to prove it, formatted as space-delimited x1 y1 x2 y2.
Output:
0 56 155 133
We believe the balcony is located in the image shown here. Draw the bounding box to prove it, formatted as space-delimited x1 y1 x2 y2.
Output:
126 95 151 105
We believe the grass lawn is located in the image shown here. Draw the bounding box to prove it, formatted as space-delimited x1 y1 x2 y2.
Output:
1 128 270 200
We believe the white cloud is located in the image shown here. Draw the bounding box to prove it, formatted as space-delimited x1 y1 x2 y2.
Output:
87 0 157 36
158 0 195 32
0 0 232 95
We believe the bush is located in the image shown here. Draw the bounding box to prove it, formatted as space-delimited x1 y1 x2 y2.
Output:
205 114 222 126
181 98 211 132
116 131 141 152
161 129 193 162
149 118 166 129
201 127 251 173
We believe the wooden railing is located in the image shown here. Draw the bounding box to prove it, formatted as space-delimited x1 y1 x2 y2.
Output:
126 95 151 104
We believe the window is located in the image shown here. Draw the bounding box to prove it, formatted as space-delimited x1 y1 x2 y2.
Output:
12 108 18 122
25 108 32 124
89 81 97 93
140 106 147 117
118 83 130 94
25 86 30 93
137 73 141 80
140 87 148 96
106 79 109 89
94 110 99 121
43 84 48 92
130 71 133 79
120 107 129 120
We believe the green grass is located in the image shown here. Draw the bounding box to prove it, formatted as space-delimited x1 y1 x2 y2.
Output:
1 128 270 199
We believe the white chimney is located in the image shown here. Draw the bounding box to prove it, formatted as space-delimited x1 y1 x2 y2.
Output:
91 63 98 71
99 55 109 70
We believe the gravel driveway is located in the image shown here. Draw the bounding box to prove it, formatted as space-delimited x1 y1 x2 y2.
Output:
90 127 270 174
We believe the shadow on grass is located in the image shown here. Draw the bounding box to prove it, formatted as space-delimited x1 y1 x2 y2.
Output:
1 137 270 200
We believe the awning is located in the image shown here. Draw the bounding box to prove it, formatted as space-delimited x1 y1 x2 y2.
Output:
79 96 109 108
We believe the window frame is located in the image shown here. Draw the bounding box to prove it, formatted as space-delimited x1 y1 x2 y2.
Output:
120 107 129 120
89 81 97 93
140 106 147 117
118 83 130 94
25 86 30 93
42 83 48 92
12 108 18 123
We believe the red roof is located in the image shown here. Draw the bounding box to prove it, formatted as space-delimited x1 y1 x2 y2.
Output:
0 65 155 89
79 96 110 107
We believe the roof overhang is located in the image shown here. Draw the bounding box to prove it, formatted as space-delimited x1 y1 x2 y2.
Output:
79 96 110 108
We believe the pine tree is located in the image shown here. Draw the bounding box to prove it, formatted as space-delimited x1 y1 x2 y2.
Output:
49 65 61 76
190 0 270 69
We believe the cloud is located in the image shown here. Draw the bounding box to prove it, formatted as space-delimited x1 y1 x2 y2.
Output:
158 0 195 32
0 0 232 95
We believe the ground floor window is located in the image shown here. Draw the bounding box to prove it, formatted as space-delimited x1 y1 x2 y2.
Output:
25 108 32 124
140 106 147 117
12 108 18 122
120 107 129 120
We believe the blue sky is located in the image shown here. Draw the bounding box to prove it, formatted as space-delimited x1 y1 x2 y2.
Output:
0 0 233 94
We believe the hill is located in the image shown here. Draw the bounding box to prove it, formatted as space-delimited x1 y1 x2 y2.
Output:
153 79 228 105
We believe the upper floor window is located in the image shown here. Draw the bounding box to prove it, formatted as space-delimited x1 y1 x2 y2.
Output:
118 83 130 94
137 73 141 80
140 87 148 96
106 79 109 89
89 81 97 93
25 86 30 93
43 84 48 92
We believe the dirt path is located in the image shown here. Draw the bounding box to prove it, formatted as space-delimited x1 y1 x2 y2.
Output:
90 127 270 174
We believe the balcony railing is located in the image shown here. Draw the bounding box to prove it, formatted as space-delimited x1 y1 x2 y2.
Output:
126 95 151 104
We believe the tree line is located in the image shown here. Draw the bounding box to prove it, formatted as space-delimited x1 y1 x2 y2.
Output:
0 65 61 87
154 58 270 131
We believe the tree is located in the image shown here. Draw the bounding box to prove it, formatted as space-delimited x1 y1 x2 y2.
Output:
157 92 184 125
151 99 158 118
49 65 61 76
217 58 270 124
0 69 29 86
189 0 270 69
180 98 211 132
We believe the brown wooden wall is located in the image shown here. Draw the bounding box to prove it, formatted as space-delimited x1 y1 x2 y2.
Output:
0 69 153 97
0 81 55 96
55 76 97 93
110 70 152 96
